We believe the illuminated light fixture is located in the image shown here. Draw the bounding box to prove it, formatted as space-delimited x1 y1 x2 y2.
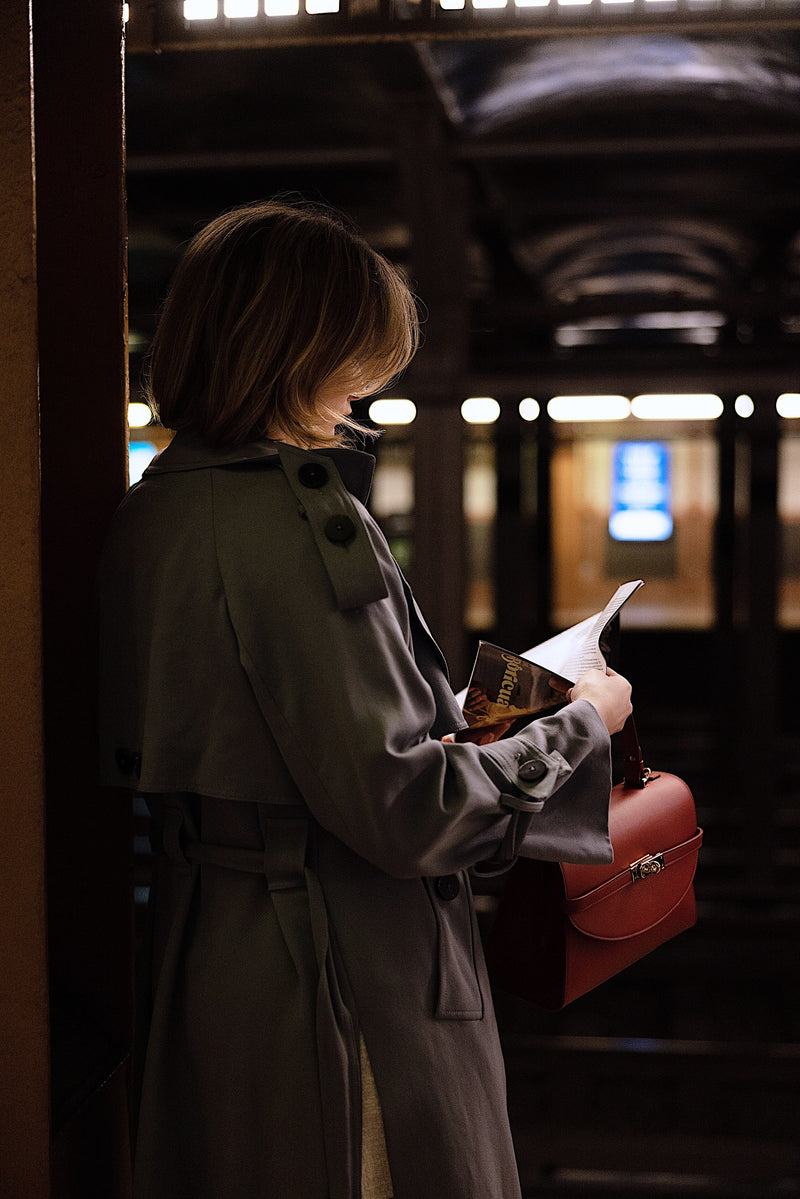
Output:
265 0 300 11
558 0 591 7
128 402 153 428
631 394 723 420
461 397 501 424
547 395 631 422
123 2 130 21
473 0 507 8
368 399 417 425
777 393 800 418
735 395 754 418
224 0 258 12
519 397 540 422
515 0 549 7
307 0 339 11
439 0 466 9
184 0 218 17
601 0 634 5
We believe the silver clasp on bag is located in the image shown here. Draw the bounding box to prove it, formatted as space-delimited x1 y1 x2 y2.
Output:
629 852 665 882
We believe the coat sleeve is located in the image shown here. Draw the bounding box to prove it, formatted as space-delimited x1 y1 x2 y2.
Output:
211 453 613 880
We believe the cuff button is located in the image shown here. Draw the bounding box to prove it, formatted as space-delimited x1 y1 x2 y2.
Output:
518 758 546 783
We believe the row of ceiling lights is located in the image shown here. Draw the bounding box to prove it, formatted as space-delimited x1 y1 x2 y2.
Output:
172 0 734 15
128 393 800 429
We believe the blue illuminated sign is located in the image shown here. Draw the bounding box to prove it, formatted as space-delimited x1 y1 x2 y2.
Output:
129 441 157 487
609 441 673 542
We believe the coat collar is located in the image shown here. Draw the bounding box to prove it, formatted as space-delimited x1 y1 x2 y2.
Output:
144 428 377 505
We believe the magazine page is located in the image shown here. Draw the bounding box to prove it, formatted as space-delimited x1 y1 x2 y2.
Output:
455 580 643 744
521 579 643 680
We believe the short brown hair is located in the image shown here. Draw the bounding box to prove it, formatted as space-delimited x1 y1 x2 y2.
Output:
146 199 419 447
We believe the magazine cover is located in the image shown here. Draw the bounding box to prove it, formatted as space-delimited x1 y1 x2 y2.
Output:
456 646 572 743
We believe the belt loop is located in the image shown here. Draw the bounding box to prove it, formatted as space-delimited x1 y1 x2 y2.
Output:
257 804 309 892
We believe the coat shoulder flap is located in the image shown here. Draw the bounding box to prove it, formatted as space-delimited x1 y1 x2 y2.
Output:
214 442 389 612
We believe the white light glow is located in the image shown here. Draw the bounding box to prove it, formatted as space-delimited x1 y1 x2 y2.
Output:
265 0 299 12
548 395 631 422
123 3 130 21
631 394 723 420
439 0 466 9
777 393 800 419
557 0 591 7
735 394 754 418
610 509 673 542
224 0 258 13
461 397 501 424
184 0 218 17
368 399 417 426
515 0 549 7
473 0 507 8
128 402 153 428
307 0 339 11
519 397 540 422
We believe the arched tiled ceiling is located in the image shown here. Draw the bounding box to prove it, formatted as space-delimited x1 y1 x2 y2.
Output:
424 34 800 134
515 219 753 305
417 32 800 360
124 32 800 377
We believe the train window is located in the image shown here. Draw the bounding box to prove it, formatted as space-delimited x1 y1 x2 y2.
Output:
370 431 415 575
550 424 717 628
464 426 497 631
779 424 800 628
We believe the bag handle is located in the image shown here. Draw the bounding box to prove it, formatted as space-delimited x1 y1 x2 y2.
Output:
621 714 650 789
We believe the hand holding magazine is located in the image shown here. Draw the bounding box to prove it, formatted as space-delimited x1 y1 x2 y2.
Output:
455 580 643 743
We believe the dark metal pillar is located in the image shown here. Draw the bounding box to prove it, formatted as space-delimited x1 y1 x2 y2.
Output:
397 99 470 684
33 0 132 1192
738 392 781 892
0 5 51 1193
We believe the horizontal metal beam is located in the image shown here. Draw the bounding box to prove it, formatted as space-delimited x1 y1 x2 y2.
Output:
126 130 800 174
126 146 395 172
466 350 800 398
465 132 800 160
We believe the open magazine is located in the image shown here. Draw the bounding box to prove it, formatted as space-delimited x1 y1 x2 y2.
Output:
455 580 643 743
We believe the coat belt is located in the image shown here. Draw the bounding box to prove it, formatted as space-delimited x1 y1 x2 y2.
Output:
159 796 310 887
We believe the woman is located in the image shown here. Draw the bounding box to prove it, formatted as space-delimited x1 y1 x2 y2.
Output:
98 199 632 1199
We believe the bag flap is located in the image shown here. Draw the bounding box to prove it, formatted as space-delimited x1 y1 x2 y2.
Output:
560 771 702 941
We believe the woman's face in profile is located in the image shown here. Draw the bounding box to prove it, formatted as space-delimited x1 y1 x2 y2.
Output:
313 365 379 439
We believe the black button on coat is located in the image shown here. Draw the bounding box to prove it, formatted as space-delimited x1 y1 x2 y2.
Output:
97 431 613 1199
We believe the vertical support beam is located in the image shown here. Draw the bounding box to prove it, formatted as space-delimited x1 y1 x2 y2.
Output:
713 395 738 788
397 99 469 683
495 398 524 650
0 6 51 1194
739 393 780 889
33 0 131 1192
533 404 553 642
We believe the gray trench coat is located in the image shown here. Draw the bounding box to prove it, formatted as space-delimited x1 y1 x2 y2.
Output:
97 432 614 1199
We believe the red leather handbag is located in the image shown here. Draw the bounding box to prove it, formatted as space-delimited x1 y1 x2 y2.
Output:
486 717 703 1010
